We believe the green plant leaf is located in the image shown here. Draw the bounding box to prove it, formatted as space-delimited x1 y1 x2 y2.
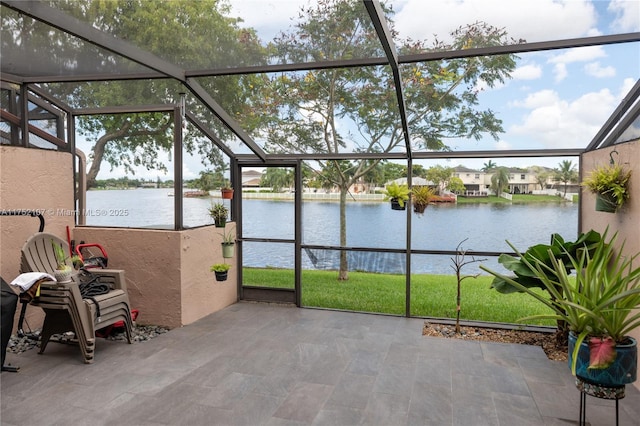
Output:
588 336 617 370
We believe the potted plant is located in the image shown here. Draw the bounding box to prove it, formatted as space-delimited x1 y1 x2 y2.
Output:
581 163 632 213
210 263 231 281
220 226 235 258
51 240 73 283
208 202 228 228
383 182 410 210
220 180 234 199
412 185 435 214
481 229 640 387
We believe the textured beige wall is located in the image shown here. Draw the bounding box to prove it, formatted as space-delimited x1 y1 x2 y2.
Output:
74 224 237 329
580 139 640 390
180 224 237 325
1 146 76 329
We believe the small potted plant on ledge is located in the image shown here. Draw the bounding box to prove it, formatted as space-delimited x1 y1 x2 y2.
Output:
581 163 631 213
210 263 231 282
481 228 640 388
220 226 235 258
208 202 228 228
383 182 410 211
51 240 73 283
412 185 435 214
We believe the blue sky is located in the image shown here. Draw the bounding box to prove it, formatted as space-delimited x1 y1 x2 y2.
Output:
81 0 639 180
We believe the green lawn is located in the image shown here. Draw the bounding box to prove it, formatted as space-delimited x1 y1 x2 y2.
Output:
242 268 556 326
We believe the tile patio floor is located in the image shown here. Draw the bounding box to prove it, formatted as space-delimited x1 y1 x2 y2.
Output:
2 302 639 425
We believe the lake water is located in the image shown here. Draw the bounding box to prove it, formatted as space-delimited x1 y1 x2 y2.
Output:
85 188 579 274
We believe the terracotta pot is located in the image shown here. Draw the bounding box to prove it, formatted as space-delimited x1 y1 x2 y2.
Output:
221 189 234 199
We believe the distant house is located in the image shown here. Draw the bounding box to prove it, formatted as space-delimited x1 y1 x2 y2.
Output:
242 170 263 188
453 166 485 192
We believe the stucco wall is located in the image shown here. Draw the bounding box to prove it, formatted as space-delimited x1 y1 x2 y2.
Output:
1 146 76 329
1 145 236 331
73 224 237 329
580 139 640 389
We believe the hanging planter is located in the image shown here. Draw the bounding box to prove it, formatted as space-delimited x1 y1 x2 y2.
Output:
221 242 235 258
595 193 617 213
390 198 406 211
208 202 228 228
581 163 631 213
413 203 427 214
210 263 231 282
221 188 234 199
383 182 410 211
412 186 434 215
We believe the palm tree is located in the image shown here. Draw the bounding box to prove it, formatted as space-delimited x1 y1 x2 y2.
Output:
482 160 497 171
554 160 578 197
490 167 510 196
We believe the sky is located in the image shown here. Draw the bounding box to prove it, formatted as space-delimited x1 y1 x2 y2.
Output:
78 0 640 181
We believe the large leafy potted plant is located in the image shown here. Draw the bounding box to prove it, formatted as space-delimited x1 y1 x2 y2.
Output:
481 229 640 386
487 231 602 342
581 163 632 213
382 182 410 211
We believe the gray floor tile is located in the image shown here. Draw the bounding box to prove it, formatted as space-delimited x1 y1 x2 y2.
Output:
3 302 640 426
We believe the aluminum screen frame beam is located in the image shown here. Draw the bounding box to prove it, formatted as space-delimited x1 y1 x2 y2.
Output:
364 0 412 158
1 0 264 160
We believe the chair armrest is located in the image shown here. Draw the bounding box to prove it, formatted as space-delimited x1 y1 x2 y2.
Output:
91 269 127 293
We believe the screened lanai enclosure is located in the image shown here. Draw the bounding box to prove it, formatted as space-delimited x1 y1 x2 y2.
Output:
2 0 639 324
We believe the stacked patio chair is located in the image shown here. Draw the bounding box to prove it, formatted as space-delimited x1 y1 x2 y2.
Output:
35 279 132 363
20 232 133 363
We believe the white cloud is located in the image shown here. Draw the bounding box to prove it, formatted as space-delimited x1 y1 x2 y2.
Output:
228 0 309 40
512 64 542 80
584 61 616 78
547 46 607 64
547 46 607 82
608 0 640 32
494 139 512 150
510 88 618 148
394 0 597 43
511 89 560 109
552 63 568 82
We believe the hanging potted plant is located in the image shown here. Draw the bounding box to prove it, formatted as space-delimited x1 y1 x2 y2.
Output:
208 202 228 228
481 229 640 387
220 180 234 199
210 263 231 282
220 226 235 258
51 240 74 283
581 163 631 213
412 185 435 214
382 182 410 211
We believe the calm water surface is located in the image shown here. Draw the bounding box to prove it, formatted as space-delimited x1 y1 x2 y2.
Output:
86 188 578 274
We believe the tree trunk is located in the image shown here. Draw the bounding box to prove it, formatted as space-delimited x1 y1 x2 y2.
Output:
338 187 348 280
85 122 132 189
